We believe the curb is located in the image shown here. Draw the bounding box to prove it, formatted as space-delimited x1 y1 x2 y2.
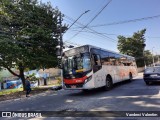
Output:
51 85 62 90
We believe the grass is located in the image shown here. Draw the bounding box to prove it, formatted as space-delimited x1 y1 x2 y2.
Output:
0 82 63 102
0 86 54 102
0 83 61 96
0 88 23 96
0 78 61 96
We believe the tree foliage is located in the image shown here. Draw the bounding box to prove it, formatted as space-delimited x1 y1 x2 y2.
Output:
0 0 67 90
117 29 146 67
144 50 153 66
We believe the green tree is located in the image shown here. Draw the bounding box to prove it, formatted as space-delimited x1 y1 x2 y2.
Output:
0 0 67 90
117 29 146 67
144 50 153 66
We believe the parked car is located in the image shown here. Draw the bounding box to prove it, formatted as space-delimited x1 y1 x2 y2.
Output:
155 63 160 66
143 66 160 85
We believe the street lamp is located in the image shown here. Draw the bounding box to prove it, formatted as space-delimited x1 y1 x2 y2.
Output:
66 10 90 31
152 47 155 66
62 10 90 51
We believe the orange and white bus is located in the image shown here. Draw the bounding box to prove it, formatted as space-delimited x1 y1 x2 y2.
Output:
62 45 137 91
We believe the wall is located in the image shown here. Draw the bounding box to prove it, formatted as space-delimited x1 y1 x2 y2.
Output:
137 67 145 73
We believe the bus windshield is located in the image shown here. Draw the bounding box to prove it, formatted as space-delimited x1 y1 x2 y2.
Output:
63 53 91 75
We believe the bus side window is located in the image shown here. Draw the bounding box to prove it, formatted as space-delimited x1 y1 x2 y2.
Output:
92 54 102 72
92 54 101 66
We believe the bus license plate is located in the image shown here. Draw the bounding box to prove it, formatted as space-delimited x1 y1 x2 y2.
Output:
71 85 76 88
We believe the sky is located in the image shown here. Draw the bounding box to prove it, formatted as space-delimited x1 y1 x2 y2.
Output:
41 0 160 55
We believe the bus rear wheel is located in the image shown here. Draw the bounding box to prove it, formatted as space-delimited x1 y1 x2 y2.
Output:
103 77 113 91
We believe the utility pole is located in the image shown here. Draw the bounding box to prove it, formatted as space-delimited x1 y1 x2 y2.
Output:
56 12 63 68
156 52 160 64
55 12 64 88
56 10 90 67
59 12 63 60
55 11 90 88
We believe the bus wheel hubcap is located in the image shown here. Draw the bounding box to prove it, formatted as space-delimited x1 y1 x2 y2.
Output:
107 80 110 87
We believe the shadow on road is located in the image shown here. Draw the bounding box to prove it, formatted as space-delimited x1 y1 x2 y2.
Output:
66 80 133 97
66 78 160 97
147 82 160 86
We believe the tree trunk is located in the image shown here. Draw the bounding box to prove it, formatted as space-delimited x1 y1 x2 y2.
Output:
21 75 26 91
6 64 26 91
19 65 26 91
44 78 47 85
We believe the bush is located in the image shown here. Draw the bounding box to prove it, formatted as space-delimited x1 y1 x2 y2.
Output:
27 73 39 82
0 78 3 83
56 77 62 85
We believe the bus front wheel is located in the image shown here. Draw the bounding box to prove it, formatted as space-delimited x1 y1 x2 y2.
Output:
82 89 89 92
104 77 113 91
128 73 133 81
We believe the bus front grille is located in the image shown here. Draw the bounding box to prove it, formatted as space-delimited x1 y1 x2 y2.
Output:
65 83 83 88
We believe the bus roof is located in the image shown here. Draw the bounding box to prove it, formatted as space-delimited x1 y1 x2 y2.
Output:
87 44 134 58
64 44 135 59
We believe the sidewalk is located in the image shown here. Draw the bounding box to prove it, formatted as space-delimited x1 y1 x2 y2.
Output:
0 83 61 91
138 72 143 76
0 84 62 102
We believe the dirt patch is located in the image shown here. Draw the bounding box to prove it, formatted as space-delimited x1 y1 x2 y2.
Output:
0 87 51 102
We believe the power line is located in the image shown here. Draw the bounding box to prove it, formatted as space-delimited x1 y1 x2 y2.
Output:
63 0 109 30
67 10 90 31
64 13 160 42
66 26 117 43
64 33 116 48
64 14 117 43
69 29 160 39
64 15 85 28
67 0 112 41
64 15 88 30
69 29 119 35
77 14 160 28
85 0 112 27
69 30 160 39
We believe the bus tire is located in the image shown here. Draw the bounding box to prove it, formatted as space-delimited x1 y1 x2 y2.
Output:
128 72 133 81
82 89 89 92
103 77 113 91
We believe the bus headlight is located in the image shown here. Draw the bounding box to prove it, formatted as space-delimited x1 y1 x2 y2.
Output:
85 76 92 83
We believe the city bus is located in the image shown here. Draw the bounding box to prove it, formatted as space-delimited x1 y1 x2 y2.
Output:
62 45 137 91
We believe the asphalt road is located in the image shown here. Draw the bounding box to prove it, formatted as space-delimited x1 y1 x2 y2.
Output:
0 73 160 120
